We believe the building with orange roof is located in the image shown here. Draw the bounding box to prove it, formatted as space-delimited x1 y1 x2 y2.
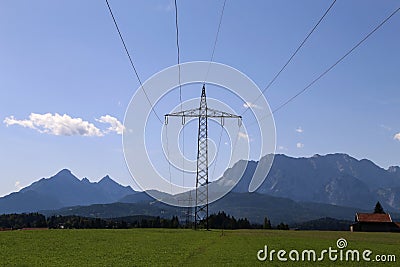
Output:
350 213 400 232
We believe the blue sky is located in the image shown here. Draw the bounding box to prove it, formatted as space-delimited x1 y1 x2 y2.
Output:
0 0 399 196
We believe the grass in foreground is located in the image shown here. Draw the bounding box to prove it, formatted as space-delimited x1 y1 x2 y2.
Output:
0 229 399 266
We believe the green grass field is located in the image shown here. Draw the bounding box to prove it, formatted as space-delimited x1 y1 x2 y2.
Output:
0 229 398 266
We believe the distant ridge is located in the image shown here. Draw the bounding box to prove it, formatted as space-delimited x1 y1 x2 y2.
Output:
1 153 399 222
0 169 135 214
215 153 400 211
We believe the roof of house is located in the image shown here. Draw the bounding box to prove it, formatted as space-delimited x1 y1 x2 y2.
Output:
356 213 392 223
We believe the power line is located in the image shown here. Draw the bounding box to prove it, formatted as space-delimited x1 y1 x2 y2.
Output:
230 124 243 160
205 0 228 184
249 5 400 127
209 0 226 63
174 0 185 190
164 124 173 194
241 0 336 116
171 1 229 196
174 0 182 105
204 0 227 83
272 6 400 114
211 124 225 181
105 0 163 124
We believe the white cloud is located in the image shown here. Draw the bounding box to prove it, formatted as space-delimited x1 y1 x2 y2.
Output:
243 102 262 110
4 113 125 136
3 116 35 129
394 133 400 141
278 146 288 151
157 0 174 12
96 115 125 135
380 124 392 131
296 142 304 148
165 1 174 12
295 127 304 133
238 132 249 141
4 113 103 136
15 181 22 190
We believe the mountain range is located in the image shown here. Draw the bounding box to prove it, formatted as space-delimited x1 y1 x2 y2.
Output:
1 153 399 224
0 169 135 214
217 153 400 210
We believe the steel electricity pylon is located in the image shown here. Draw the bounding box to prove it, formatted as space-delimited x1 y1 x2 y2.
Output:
165 85 241 230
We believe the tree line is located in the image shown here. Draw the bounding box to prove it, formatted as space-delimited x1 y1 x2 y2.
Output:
0 213 47 229
0 212 290 230
199 212 289 230
0 213 181 230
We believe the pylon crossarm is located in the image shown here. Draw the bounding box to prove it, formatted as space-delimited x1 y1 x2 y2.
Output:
165 108 242 119
165 108 201 118
206 108 242 119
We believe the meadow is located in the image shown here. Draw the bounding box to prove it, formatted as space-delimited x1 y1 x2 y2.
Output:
0 229 398 266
